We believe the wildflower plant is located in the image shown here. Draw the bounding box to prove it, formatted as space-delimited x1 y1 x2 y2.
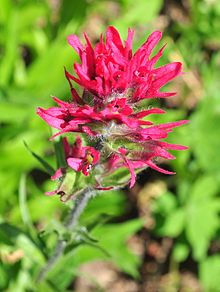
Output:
36 26 188 281
37 26 187 195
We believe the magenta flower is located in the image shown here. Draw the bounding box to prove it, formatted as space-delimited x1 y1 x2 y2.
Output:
66 26 181 102
51 136 100 179
37 26 188 190
46 136 100 196
64 136 100 176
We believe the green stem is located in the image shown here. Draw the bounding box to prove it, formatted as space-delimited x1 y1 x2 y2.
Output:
36 187 95 283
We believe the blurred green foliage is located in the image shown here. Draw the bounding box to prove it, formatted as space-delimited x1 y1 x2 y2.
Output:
0 0 220 291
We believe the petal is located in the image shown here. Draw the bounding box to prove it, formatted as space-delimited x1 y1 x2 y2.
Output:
158 141 188 150
95 186 114 190
134 30 162 59
153 62 182 88
36 107 64 129
148 44 166 68
51 168 63 180
71 136 83 157
67 34 84 56
67 158 82 171
155 91 177 98
131 108 165 118
124 28 134 58
119 148 136 188
63 137 71 157
147 160 175 175
158 120 189 130
53 96 70 108
64 69 84 104
45 190 57 196
106 26 124 52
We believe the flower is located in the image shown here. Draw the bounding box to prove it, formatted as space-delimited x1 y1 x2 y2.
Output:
66 26 181 103
51 136 100 179
64 136 100 176
37 97 165 138
105 140 187 188
37 26 188 190
46 136 100 197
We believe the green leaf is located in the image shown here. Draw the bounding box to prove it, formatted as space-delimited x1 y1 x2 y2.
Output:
47 220 143 290
0 223 44 264
185 175 220 260
24 141 55 176
0 102 30 123
59 0 87 27
90 219 144 278
80 190 127 225
152 191 177 215
159 209 185 237
54 138 67 169
0 0 12 25
19 174 33 231
191 96 220 174
0 8 18 87
101 167 131 187
0 264 8 290
120 0 162 25
172 243 189 263
186 199 220 260
190 175 220 201
200 256 220 292
24 37 74 103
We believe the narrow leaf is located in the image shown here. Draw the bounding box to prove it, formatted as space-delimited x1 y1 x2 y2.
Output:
54 138 67 169
24 141 55 175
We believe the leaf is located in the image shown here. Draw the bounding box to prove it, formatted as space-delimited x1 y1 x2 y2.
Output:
0 223 44 264
0 8 18 87
19 174 33 230
0 264 8 291
59 0 87 27
24 141 55 176
0 102 30 123
101 167 131 187
172 243 189 263
185 175 220 260
80 189 127 225
190 175 220 201
159 209 185 237
186 199 220 260
54 138 67 169
120 0 162 25
24 37 75 103
191 96 220 174
152 191 177 216
0 0 12 25
47 220 143 290
200 255 220 292
90 219 144 278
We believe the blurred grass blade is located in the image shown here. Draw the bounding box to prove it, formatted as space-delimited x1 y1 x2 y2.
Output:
0 8 18 87
24 141 55 176
54 138 67 169
19 173 33 230
19 173 47 252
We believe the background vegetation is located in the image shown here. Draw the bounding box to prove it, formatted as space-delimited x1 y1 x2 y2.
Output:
0 0 220 291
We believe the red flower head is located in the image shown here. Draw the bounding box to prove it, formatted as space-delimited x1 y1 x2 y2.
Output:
37 26 188 190
66 26 181 103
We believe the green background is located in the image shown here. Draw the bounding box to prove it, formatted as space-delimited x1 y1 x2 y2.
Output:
0 0 220 291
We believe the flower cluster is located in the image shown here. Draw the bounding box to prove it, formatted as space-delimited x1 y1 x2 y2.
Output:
37 26 188 192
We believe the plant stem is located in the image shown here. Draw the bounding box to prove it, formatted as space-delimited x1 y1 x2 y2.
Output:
37 187 95 283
